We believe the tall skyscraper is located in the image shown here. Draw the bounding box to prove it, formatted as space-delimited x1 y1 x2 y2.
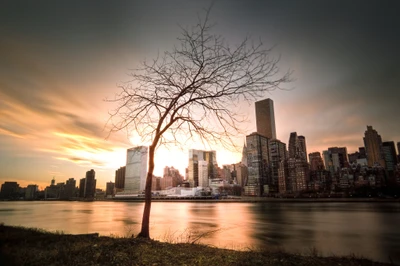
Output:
85 169 97 198
288 132 298 159
255 98 276 139
115 166 126 192
288 132 307 162
125 146 148 193
79 169 97 198
363 126 385 167
245 132 270 196
188 149 217 187
382 141 398 171
269 139 287 193
297 136 307 162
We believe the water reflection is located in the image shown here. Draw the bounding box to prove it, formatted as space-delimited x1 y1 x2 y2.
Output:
0 201 399 263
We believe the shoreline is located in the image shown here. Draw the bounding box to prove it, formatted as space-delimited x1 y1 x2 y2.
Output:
0 224 396 266
2 197 400 203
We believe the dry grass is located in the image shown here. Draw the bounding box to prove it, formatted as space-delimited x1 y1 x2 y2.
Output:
0 225 395 266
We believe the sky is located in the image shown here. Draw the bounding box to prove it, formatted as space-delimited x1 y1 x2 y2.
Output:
1 0 399 190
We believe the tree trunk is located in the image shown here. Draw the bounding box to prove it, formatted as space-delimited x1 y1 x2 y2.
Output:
137 145 155 238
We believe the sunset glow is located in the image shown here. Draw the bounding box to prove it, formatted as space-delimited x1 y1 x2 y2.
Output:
1 0 399 190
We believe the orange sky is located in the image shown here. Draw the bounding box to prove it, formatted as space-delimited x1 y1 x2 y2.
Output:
1 0 399 190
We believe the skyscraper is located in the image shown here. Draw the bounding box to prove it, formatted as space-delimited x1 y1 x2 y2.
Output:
115 166 126 192
309 152 325 171
245 132 270 196
188 149 217 187
79 169 97 198
255 98 276 139
125 146 148 193
363 126 385 167
297 136 307 162
288 132 307 162
84 169 97 198
288 132 298 159
269 139 287 193
382 141 398 171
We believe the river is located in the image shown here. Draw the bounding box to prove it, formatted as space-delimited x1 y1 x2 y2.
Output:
1 201 399 263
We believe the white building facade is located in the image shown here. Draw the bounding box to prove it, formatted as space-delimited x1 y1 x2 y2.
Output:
124 146 148 193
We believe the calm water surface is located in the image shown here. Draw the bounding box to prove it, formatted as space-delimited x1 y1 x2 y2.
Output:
1 201 399 263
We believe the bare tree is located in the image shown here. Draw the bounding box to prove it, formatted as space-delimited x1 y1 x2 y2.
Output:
107 9 291 239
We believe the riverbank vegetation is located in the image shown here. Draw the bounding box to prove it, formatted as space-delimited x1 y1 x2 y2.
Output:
0 224 395 266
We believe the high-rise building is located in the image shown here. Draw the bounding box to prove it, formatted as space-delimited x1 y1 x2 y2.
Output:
161 166 184 190
327 147 348 171
297 136 307 162
85 169 97 198
25 184 38 200
0 182 20 199
288 132 307 162
106 182 115 197
309 152 325 171
78 170 97 198
382 141 398 171
241 143 248 167
125 146 148 193
288 132 298 159
60 178 76 199
79 178 86 198
234 162 248 189
188 149 217 187
115 166 126 192
245 132 270 196
269 139 287 193
255 98 276 139
363 126 385 167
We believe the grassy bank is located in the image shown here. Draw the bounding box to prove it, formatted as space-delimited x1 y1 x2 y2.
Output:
0 224 395 266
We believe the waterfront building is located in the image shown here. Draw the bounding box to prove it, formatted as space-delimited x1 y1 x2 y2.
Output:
77 169 97 199
287 158 309 193
234 162 248 189
161 166 184 190
152 176 161 191
125 146 148 193
78 178 85 198
278 160 288 193
106 182 115 197
115 166 126 192
198 161 209 187
245 132 270 196
255 98 276 139
188 149 217 187
0 181 20 199
25 184 38 200
363 126 385 167
84 169 97 198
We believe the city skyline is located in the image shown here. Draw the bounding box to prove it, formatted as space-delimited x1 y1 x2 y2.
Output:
1 0 399 189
